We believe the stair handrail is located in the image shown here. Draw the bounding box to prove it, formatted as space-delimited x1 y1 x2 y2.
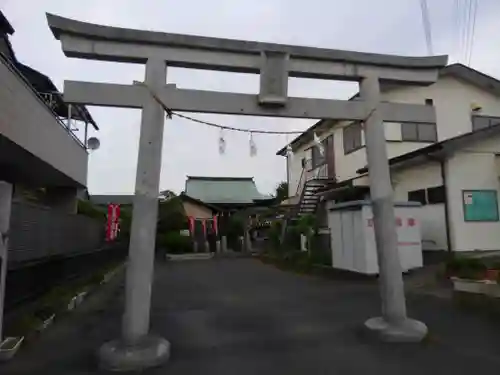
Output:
295 159 312 198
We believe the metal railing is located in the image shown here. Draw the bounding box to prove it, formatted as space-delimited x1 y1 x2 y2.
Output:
293 159 329 201
0 52 87 150
306 163 328 181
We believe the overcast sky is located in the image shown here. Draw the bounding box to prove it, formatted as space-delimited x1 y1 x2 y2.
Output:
2 0 500 195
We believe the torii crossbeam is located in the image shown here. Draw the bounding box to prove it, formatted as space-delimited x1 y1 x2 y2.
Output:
46 13 447 371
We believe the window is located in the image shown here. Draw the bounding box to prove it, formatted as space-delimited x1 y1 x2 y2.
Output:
418 123 438 142
343 121 362 154
472 115 500 132
408 185 446 205
401 123 418 141
401 122 437 142
427 185 446 204
310 135 333 169
425 98 434 105
408 189 426 205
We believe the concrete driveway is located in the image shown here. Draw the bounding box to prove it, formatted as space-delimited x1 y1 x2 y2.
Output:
3 258 500 374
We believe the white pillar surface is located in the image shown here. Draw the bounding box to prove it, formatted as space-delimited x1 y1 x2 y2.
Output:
99 59 170 371
122 58 167 344
361 75 407 323
0 181 12 342
360 75 427 342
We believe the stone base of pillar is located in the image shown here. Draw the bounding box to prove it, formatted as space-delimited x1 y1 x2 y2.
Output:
98 335 170 372
363 317 427 343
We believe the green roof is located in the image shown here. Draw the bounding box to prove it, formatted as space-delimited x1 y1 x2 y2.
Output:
185 176 272 205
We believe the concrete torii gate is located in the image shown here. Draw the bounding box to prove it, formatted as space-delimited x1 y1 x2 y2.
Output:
46 13 447 371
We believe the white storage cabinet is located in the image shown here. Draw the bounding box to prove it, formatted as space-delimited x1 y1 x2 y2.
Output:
326 200 423 275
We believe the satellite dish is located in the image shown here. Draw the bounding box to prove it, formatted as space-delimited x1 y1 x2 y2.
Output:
87 137 100 150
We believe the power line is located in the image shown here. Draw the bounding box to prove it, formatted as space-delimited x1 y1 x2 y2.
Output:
466 0 478 65
463 0 473 63
453 0 461 56
457 0 469 63
420 0 433 55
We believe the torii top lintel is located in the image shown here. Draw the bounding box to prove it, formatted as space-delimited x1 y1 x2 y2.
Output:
46 13 447 84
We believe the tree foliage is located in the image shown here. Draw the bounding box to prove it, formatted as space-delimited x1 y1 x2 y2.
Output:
156 196 188 233
275 181 288 202
77 199 107 221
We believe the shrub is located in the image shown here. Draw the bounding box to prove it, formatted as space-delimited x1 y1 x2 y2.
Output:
156 231 192 254
309 234 332 266
77 199 106 221
447 257 487 280
296 214 316 235
268 221 282 251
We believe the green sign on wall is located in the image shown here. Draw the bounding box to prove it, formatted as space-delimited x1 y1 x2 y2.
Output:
462 190 499 222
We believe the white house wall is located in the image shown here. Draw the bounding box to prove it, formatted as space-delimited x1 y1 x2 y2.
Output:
392 162 447 251
382 76 500 140
288 74 500 187
445 136 500 252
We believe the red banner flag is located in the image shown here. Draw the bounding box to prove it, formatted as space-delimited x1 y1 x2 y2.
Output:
106 204 120 241
188 216 195 235
201 219 207 237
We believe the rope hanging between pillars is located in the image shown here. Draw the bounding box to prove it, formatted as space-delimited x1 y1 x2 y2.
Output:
133 81 306 157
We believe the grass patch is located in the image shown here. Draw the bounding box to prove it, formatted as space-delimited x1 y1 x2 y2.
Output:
5 260 124 339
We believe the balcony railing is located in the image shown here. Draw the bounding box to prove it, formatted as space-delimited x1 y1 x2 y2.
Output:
0 52 86 149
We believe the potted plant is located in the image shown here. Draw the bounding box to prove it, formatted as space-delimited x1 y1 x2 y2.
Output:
485 268 500 281
0 336 25 361
449 257 489 294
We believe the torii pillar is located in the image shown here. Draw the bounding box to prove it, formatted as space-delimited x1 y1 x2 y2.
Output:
97 58 171 370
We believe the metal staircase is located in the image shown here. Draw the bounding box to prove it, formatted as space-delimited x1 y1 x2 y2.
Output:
280 160 336 243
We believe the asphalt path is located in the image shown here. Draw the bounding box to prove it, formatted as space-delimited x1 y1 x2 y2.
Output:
3 258 500 374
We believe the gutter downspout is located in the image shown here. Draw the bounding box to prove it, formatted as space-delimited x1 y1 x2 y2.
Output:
439 158 453 255
286 153 290 198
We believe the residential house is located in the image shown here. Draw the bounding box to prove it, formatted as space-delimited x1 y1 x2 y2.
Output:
1 11 104 267
0 11 98 213
278 63 500 253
